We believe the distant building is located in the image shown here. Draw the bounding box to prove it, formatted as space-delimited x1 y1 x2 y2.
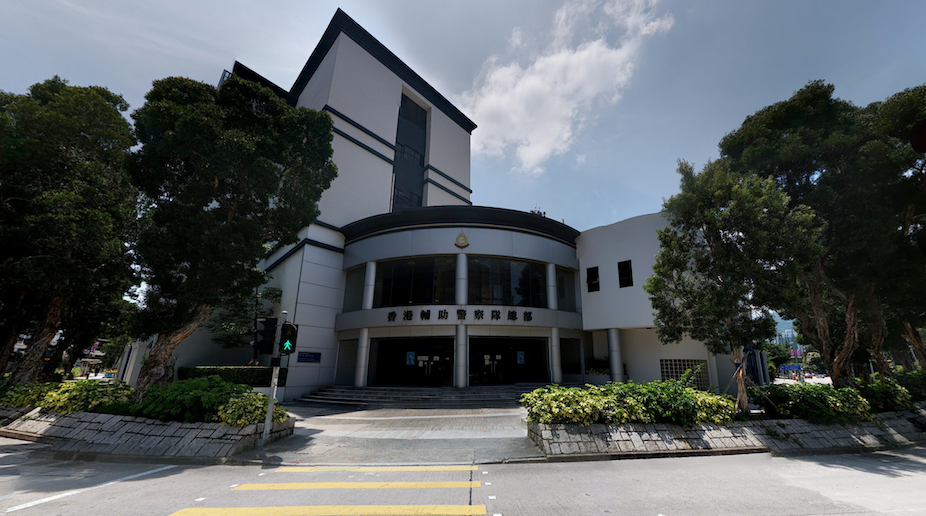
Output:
173 9 761 399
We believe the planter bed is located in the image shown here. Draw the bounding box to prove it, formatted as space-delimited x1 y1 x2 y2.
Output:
0 406 294 458
528 401 926 458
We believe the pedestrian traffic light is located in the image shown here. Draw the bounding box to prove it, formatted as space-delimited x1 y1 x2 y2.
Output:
254 317 277 355
279 322 298 355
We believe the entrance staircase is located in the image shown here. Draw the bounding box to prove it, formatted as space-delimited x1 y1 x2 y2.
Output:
297 384 548 409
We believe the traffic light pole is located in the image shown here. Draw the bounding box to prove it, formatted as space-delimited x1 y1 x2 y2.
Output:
259 310 285 450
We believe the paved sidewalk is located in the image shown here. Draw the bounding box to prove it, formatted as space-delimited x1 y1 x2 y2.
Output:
233 403 545 466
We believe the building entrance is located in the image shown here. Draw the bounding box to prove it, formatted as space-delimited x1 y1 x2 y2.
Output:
370 338 453 387
469 337 548 385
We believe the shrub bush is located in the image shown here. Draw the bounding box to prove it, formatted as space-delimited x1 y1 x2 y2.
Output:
217 392 289 426
42 380 135 415
520 385 604 426
520 381 735 427
0 382 59 408
895 368 926 402
749 383 870 424
856 376 912 412
177 366 288 387
135 376 251 423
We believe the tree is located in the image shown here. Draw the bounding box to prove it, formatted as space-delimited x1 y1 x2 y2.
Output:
719 81 926 386
204 286 281 352
129 75 337 399
644 159 820 412
0 77 136 383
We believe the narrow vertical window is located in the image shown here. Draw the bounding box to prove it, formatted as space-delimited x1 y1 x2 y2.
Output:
586 266 600 292
618 260 633 288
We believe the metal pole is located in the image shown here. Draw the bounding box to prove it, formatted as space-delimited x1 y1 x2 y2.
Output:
259 310 286 450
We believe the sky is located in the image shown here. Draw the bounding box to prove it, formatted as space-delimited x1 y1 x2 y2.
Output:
2 0 924 232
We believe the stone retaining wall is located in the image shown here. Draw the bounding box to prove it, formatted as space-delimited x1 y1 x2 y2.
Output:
529 402 926 458
0 407 295 458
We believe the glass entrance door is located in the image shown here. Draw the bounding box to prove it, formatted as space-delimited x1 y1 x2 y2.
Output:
371 338 454 387
469 337 548 385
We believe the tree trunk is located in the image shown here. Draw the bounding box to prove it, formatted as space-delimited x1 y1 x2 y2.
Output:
732 346 749 413
892 348 914 372
902 322 926 368
6 297 64 386
134 304 212 402
831 295 860 388
864 289 891 377
0 290 29 376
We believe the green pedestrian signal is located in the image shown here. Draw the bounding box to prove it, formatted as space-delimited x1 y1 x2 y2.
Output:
279 322 298 355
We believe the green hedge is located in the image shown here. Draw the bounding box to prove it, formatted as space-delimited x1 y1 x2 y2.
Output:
42 380 135 415
177 366 287 387
217 392 289 426
0 377 290 425
135 376 252 423
749 383 870 425
520 381 736 427
855 376 913 412
896 368 926 402
0 382 60 408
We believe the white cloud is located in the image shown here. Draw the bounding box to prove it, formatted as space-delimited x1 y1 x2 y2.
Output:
458 0 673 174
508 27 524 49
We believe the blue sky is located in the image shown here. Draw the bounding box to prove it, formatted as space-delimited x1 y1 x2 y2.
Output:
2 0 923 231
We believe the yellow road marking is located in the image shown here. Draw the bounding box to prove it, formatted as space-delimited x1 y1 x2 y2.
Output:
234 481 480 490
170 505 487 515
276 466 479 473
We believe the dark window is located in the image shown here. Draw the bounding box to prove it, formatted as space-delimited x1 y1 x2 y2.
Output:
618 260 633 288
468 257 547 308
586 266 599 292
373 256 456 308
392 94 428 212
342 266 365 312
555 267 577 312
399 94 428 131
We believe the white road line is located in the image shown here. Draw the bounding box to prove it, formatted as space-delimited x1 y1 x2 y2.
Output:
5 464 177 513
195 498 206 502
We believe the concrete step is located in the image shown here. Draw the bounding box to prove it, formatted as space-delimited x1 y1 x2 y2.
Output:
297 384 547 408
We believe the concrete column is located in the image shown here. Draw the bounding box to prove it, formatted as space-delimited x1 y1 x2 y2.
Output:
455 253 468 305
354 328 370 387
607 328 624 383
455 324 468 388
361 261 376 310
550 327 562 384
708 353 719 389
546 263 557 310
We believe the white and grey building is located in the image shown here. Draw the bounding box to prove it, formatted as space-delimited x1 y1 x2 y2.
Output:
173 9 762 400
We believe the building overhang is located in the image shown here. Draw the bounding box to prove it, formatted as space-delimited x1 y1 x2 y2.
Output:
340 205 581 247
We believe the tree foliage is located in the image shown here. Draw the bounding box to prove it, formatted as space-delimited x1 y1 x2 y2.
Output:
644 159 820 411
719 81 926 385
129 75 336 397
0 77 136 383
204 286 281 350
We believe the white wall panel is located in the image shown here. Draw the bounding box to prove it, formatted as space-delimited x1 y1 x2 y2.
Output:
296 38 339 111
620 328 713 384
315 135 393 227
327 35 401 143
576 213 666 330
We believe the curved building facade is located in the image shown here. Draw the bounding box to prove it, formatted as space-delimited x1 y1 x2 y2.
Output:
334 206 582 388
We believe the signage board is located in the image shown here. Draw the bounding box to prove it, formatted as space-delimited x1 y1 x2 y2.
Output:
297 352 321 363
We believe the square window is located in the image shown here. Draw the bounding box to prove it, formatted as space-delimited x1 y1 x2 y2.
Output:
618 260 633 288
587 266 600 292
